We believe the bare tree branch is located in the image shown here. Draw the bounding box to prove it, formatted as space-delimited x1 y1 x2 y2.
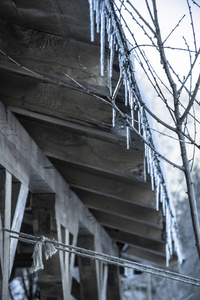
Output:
180 73 200 122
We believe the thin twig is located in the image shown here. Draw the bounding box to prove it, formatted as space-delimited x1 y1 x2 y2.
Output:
187 0 197 53
163 15 186 44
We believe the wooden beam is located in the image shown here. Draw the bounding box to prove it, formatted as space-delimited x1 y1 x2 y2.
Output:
74 189 162 226
0 102 118 257
15 115 144 180
50 158 156 208
2 170 12 299
89 210 163 240
106 265 122 300
10 183 29 275
121 245 178 270
0 0 93 42
77 235 99 300
0 68 113 128
105 228 165 254
9 106 131 147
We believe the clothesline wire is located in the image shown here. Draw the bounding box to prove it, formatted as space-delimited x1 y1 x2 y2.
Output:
2 228 200 287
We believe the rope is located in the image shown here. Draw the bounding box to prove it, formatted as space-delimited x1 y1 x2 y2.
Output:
2 228 200 287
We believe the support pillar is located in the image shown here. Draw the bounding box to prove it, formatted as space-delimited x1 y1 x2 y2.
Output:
106 265 122 300
78 235 99 300
32 193 63 300
0 169 12 300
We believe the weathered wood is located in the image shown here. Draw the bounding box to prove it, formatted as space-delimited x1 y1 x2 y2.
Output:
32 194 63 300
75 189 162 226
16 117 144 180
105 228 165 254
10 183 29 275
0 20 106 86
121 245 178 270
0 102 118 257
9 106 131 147
51 159 156 207
90 210 163 240
95 261 108 300
2 170 12 299
0 0 93 43
78 235 99 300
0 69 113 129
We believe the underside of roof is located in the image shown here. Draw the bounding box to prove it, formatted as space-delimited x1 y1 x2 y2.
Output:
0 0 182 279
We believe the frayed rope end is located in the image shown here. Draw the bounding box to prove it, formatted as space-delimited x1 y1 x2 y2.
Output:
30 236 57 273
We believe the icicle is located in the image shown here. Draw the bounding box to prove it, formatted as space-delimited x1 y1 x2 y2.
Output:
146 146 150 174
149 150 154 191
100 2 105 76
95 0 100 33
124 78 128 106
166 205 173 255
107 17 112 43
156 175 160 211
162 192 166 216
138 109 141 134
172 222 184 264
109 33 115 79
165 243 170 267
112 107 116 127
126 126 130 149
140 105 144 131
131 109 134 127
88 0 95 42
143 155 147 182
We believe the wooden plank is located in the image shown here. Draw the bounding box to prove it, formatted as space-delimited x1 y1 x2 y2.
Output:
75 189 162 226
121 245 178 270
0 69 112 129
89 210 163 240
0 0 93 42
0 1 24 25
10 184 29 275
0 214 3 273
0 102 118 258
50 159 156 207
0 19 105 86
105 228 165 254
16 117 144 180
10 106 140 148
2 170 12 299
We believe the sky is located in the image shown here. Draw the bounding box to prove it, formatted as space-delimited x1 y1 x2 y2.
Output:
115 0 200 195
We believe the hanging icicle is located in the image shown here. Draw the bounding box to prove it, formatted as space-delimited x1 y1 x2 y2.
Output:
109 33 115 79
126 126 130 149
112 106 116 127
100 2 105 76
88 0 95 42
88 0 183 267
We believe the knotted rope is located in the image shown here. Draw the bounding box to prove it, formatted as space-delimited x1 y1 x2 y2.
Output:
30 236 57 273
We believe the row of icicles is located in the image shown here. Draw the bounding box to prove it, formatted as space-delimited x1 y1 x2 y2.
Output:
88 0 184 266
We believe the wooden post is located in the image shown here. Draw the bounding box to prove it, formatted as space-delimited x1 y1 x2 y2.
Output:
57 221 78 300
32 193 63 300
1 170 12 299
78 235 99 300
106 265 122 300
9 183 28 275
